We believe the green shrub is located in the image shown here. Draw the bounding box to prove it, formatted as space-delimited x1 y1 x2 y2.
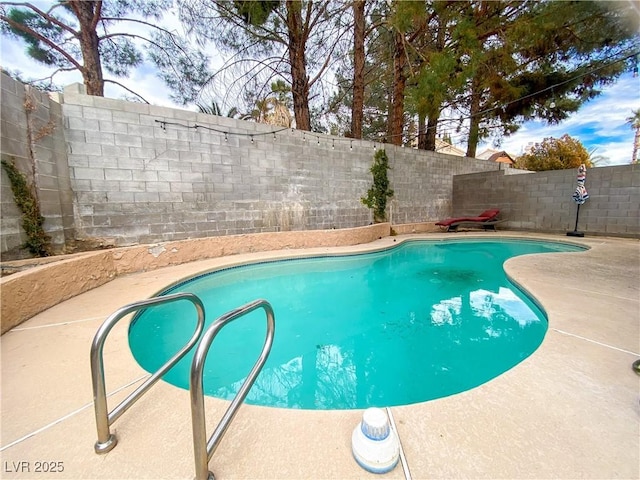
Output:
1 158 50 256
361 149 394 223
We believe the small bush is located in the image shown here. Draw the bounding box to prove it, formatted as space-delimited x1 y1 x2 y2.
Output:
361 149 394 223
1 158 50 256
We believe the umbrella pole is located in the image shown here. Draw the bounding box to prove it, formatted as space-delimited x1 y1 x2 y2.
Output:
566 203 584 237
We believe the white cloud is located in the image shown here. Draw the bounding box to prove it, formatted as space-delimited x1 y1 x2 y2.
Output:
484 74 640 166
590 140 635 166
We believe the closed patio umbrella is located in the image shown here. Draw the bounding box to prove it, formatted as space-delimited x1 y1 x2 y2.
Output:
567 164 589 237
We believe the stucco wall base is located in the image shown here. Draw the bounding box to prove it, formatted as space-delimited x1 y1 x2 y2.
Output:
1 223 390 333
392 222 441 234
1 251 116 333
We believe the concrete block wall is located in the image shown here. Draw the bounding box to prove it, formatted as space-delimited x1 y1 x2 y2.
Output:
1 74 32 254
60 83 496 246
388 147 501 224
452 165 640 237
0 73 73 257
8 76 637 255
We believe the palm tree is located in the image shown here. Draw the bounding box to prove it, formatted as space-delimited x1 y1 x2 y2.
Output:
252 97 293 127
196 102 253 120
249 80 294 128
626 109 640 164
196 101 223 116
587 147 607 167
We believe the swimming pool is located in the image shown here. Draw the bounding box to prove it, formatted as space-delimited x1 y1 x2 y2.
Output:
128 239 585 410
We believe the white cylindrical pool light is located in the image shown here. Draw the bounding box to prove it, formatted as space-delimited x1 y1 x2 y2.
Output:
352 407 400 474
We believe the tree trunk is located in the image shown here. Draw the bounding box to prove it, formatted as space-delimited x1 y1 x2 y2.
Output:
286 0 311 131
425 110 439 151
633 126 639 163
68 0 104 96
388 29 406 146
425 14 445 152
351 0 365 139
466 77 481 158
417 112 426 149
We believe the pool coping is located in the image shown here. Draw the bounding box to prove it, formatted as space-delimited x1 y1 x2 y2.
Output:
0 231 638 479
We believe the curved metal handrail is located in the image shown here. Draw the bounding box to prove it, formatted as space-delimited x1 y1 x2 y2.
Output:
190 299 275 480
90 292 205 454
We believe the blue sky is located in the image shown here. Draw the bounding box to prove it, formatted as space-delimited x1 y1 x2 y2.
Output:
483 73 640 166
2 24 638 167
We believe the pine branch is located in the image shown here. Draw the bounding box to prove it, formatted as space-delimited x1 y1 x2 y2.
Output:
0 12 83 70
104 79 149 103
30 66 75 83
1 1 79 36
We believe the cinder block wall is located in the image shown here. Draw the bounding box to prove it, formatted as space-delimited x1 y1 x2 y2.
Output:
451 166 640 237
60 83 495 246
6 75 636 256
386 147 507 224
0 73 73 256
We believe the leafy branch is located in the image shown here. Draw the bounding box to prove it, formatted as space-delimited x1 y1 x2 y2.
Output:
361 149 394 223
1 157 50 256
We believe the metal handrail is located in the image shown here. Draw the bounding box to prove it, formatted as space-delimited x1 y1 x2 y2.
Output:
190 299 275 480
90 292 205 454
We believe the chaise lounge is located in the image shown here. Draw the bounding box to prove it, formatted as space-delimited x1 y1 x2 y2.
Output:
435 209 502 232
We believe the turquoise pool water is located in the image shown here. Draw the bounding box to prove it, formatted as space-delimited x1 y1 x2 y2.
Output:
128 239 585 410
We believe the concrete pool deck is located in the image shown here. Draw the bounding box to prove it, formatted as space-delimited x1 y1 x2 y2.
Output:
0 232 638 479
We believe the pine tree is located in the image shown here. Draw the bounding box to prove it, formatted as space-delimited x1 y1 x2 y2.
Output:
179 0 350 131
1 0 210 102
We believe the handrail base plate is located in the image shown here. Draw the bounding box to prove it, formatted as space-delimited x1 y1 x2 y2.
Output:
194 471 215 480
95 434 117 454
